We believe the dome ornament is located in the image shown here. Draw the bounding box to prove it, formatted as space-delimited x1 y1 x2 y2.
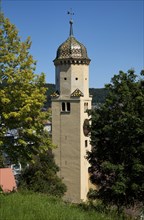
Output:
67 9 74 36
53 10 91 65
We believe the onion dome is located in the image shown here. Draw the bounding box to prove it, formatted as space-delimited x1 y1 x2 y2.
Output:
54 20 90 65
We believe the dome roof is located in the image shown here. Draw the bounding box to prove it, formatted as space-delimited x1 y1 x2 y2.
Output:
56 36 89 59
54 20 90 65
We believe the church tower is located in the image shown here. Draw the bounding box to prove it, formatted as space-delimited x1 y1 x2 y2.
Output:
51 17 92 203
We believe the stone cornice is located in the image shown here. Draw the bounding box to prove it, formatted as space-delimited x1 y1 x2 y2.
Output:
53 58 91 66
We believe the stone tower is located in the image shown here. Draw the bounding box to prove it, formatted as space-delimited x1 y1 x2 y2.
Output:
51 18 92 203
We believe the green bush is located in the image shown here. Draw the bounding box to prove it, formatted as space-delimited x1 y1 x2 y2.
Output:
19 150 66 197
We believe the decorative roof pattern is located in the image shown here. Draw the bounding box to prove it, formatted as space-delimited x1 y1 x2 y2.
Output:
56 36 89 60
71 88 84 97
51 91 60 98
53 19 90 65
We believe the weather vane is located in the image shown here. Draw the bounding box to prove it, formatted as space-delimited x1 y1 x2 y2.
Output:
67 8 74 21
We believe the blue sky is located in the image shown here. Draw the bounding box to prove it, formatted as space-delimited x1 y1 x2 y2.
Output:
2 0 144 88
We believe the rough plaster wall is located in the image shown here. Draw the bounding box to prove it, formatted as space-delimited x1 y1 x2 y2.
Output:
56 64 89 97
52 98 92 203
52 99 81 203
52 62 92 203
60 102 81 202
80 98 92 201
52 101 61 167
71 64 89 97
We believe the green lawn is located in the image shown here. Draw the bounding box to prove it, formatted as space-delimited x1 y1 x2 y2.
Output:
0 191 119 220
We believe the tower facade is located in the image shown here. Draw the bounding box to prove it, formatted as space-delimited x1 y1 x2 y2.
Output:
52 19 92 203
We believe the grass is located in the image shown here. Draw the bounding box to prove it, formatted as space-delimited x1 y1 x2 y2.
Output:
0 191 120 220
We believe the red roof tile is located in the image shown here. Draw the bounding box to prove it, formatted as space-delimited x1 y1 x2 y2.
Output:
0 168 17 192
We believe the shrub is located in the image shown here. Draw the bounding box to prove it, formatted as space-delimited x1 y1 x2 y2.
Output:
19 150 66 197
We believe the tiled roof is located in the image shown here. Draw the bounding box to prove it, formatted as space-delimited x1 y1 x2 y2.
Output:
54 36 90 66
56 36 89 60
0 168 17 192
51 91 60 98
71 88 84 97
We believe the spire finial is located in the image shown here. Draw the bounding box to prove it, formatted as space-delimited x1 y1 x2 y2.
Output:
67 9 74 36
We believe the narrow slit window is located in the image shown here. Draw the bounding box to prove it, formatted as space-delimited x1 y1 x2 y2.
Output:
62 102 65 111
85 140 88 147
67 102 70 112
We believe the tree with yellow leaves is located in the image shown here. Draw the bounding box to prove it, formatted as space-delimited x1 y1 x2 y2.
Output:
0 13 53 164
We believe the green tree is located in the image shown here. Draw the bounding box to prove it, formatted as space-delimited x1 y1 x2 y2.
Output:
19 150 67 197
0 13 52 164
87 70 144 211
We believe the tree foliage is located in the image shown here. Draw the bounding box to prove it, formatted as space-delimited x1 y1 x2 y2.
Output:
87 70 144 210
19 150 67 197
89 88 108 104
0 13 53 164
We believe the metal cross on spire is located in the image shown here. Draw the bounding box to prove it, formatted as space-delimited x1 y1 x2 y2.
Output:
67 9 74 36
